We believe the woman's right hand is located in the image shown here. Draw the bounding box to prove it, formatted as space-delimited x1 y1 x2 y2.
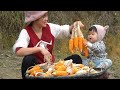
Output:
39 47 52 64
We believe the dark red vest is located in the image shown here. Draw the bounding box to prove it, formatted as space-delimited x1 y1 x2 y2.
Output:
25 24 55 63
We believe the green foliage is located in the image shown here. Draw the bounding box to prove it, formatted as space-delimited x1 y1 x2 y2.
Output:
0 11 24 49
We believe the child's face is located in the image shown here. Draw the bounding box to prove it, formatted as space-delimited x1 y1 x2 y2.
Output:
87 31 98 43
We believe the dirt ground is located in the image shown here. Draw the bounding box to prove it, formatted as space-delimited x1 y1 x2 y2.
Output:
0 49 22 79
0 49 119 79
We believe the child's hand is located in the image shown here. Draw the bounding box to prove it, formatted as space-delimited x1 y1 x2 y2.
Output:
83 39 88 47
86 42 93 48
81 51 85 56
83 39 92 48
80 39 88 56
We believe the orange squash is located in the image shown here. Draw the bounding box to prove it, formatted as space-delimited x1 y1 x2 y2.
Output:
82 39 88 58
52 71 68 76
72 66 79 74
79 64 84 68
54 65 66 71
69 38 74 53
69 28 75 53
55 60 64 66
27 65 40 74
73 29 78 50
78 36 83 52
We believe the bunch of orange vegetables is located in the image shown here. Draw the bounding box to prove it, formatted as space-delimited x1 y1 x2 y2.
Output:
26 64 43 77
69 21 88 58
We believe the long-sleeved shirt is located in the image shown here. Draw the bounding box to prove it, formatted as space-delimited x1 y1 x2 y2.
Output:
88 41 107 61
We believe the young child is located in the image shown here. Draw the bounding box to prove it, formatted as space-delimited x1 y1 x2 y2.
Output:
82 25 112 69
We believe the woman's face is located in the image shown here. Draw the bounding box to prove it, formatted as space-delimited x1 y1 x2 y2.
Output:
35 12 48 28
87 31 98 43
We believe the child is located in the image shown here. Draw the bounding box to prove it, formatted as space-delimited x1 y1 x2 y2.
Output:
82 25 112 69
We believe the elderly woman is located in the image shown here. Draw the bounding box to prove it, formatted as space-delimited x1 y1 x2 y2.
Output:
13 11 83 79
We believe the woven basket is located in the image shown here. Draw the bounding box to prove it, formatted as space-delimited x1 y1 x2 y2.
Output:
25 68 107 79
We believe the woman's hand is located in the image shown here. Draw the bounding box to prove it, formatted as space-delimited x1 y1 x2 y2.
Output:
77 21 84 28
39 47 52 64
69 21 84 34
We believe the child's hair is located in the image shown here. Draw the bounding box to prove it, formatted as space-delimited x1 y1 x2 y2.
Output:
89 26 97 33
88 25 109 41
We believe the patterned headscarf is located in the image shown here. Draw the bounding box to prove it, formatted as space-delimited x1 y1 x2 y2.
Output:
24 11 48 24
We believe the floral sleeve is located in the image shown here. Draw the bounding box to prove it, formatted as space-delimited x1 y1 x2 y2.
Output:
90 41 106 54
